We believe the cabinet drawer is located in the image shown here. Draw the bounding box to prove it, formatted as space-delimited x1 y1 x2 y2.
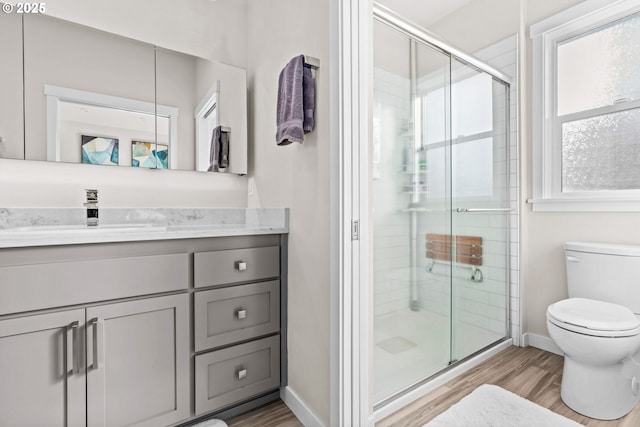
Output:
194 281 280 351
0 253 189 315
194 246 279 288
195 335 280 415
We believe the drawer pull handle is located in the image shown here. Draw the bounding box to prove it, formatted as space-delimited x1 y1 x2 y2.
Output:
237 368 247 380
236 309 247 320
236 261 247 271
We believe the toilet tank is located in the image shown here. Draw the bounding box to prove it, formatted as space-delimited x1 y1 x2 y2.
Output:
565 242 640 314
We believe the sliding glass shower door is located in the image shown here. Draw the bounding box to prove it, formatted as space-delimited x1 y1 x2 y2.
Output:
449 59 510 363
372 20 451 404
372 17 510 405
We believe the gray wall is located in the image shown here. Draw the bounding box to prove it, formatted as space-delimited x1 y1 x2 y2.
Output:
42 0 248 68
246 0 331 423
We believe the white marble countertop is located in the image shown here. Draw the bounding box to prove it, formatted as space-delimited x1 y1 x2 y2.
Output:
0 208 288 248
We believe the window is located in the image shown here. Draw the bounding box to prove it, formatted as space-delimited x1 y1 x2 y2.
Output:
531 0 640 211
423 72 497 200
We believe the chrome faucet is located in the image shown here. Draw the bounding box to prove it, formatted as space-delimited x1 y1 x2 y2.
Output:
84 189 99 226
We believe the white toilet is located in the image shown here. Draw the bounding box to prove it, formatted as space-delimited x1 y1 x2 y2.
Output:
547 242 640 420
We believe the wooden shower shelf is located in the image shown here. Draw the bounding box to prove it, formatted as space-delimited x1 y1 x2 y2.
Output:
425 233 483 266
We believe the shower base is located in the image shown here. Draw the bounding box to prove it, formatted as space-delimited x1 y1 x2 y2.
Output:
373 308 503 404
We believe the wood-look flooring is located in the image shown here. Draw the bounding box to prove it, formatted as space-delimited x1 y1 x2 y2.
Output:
225 346 640 426
377 345 640 427
226 400 303 427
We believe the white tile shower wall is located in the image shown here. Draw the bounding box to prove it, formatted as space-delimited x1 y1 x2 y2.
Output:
373 68 413 316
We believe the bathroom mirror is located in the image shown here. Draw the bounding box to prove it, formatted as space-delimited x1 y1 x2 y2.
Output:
23 12 157 165
0 12 24 160
156 48 248 173
0 8 248 174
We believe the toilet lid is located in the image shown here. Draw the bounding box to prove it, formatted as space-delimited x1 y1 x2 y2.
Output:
547 298 640 332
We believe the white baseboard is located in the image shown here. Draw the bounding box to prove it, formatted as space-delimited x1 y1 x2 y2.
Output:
281 386 325 427
522 332 563 356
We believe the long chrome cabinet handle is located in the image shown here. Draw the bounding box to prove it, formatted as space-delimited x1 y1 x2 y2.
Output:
89 317 99 370
67 321 79 375
456 208 513 212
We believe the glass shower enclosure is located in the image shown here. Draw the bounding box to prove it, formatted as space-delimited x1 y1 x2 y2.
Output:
372 7 511 405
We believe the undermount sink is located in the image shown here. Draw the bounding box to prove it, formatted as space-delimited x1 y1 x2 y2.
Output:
0 224 167 235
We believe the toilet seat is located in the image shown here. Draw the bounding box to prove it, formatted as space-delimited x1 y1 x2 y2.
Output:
547 298 640 338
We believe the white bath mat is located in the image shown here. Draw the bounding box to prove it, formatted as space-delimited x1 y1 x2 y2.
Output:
424 384 584 427
191 419 227 427
377 336 417 354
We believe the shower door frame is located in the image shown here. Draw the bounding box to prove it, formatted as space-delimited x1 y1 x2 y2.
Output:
330 0 374 426
331 1 515 427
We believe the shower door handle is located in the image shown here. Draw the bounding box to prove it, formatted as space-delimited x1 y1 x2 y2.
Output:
456 208 513 213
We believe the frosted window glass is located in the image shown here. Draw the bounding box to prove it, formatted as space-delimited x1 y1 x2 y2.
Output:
557 12 640 116
562 108 640 192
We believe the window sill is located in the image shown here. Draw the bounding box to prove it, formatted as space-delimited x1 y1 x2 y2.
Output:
527 198 640 212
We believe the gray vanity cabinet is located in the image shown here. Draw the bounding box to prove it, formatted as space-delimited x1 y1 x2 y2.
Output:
0 294 189 427
193 245 282 416
86 294 189 427
0 247 190 427
0 309 86 427
0 233 285 426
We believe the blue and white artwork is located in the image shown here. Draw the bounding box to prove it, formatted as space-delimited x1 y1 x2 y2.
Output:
81 135 119 166
132 141 169 169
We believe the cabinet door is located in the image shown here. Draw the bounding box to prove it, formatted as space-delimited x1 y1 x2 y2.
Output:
0 309 86 427
86 294 189 427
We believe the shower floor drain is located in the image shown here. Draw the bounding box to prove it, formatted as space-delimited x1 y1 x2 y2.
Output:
376 336 417 354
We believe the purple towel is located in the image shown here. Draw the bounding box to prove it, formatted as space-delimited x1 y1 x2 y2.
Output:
303 65 315 133
208 125 221 172
219 130 229 168
276 55 306 145
207 126 230 171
